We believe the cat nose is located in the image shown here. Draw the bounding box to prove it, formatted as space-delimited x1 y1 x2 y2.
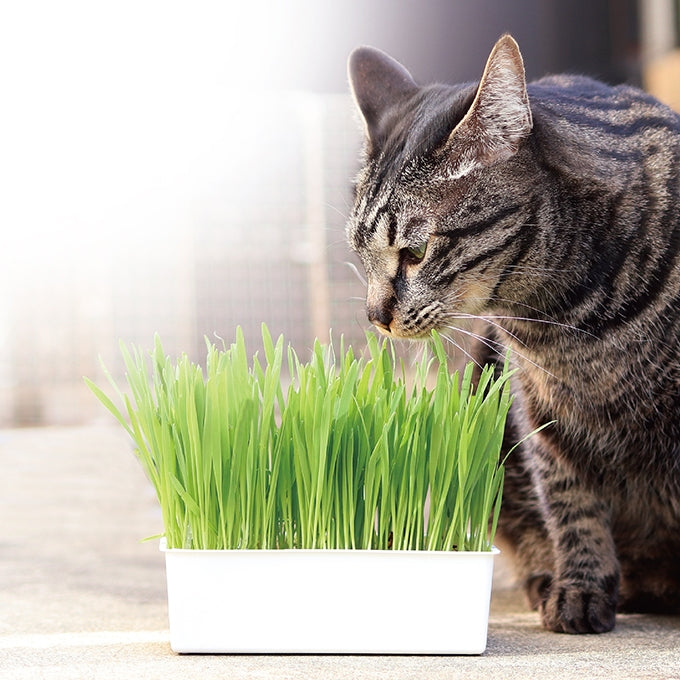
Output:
367 304 393 332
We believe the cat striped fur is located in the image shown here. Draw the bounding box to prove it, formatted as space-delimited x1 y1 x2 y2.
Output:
347 34 680 633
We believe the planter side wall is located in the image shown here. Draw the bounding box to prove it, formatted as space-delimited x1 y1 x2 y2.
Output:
162 545 498 655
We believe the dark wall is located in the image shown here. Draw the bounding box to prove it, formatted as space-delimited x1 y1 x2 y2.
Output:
253 0 640 91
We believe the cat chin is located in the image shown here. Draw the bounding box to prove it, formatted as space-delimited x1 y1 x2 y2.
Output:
371 325 395 338
372 325 433 342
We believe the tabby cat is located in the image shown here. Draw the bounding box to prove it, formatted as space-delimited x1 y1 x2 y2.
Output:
346 34 680 634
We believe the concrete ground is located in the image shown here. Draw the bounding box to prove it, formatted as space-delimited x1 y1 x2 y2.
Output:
1 425 679 680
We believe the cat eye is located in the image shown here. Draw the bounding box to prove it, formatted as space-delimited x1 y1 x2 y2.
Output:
402 241 428 264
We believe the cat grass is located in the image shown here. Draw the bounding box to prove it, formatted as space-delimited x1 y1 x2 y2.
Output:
86 326 514 552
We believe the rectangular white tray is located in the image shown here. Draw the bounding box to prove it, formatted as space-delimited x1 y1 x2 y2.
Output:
161 540 498 654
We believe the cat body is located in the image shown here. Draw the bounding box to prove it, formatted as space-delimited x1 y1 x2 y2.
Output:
346 35 680 633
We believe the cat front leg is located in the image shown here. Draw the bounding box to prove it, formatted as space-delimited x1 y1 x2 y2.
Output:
529 442 620 633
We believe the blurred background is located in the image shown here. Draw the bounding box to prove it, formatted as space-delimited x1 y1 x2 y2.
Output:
1 0 679 427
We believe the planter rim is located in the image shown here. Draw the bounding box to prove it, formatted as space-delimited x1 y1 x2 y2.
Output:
159 537 499 556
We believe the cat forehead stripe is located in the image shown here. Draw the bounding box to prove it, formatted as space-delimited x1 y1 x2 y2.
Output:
353 185 393 239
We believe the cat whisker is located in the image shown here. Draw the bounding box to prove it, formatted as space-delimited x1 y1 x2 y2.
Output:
444 310 531 350
486 294 564 322
453 309 597 340
345 261 367 287
437 330 484 370
440 319 509 357
327 235 353 249
440 323 508 365
325 201 350 221
439 280 590 339
441 321 558 380
501 264 570 275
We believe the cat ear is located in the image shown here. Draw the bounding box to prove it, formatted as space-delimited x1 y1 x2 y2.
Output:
348 46 418 146
445 34 533 179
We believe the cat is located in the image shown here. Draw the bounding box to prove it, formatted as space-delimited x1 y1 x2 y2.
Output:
346 34 680 634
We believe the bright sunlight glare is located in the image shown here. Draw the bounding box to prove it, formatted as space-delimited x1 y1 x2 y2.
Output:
1 1 297 273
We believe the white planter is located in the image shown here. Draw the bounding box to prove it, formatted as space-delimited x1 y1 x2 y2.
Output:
160 540 498 655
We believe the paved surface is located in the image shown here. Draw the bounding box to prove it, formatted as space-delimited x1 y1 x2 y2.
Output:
1 425 679 679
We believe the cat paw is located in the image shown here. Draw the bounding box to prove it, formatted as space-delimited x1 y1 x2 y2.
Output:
539 580 618 634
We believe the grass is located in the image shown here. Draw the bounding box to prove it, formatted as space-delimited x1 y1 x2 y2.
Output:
85 326 516 552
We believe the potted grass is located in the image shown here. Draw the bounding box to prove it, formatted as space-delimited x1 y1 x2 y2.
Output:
86 326 516 654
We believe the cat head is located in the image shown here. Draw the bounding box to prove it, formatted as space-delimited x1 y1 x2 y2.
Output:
347 35 534 338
